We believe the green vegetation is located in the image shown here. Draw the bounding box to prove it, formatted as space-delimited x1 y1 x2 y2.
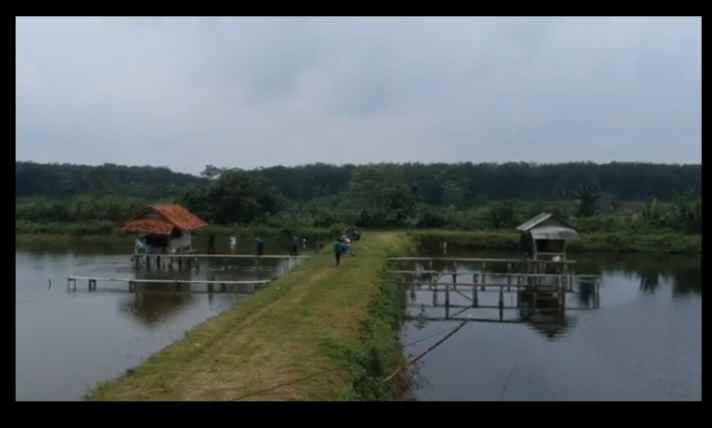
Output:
86 232 415 401
409 229 701 255
16 161 205 198
16 161 701 254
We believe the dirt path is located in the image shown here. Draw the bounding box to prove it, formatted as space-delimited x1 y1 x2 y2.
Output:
89 231 409 401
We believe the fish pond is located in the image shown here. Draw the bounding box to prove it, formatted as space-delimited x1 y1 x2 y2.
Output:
15 242 300 401
398 247 701 401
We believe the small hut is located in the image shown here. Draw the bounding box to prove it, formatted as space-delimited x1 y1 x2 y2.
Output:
120 204 207 254
516 212 578 262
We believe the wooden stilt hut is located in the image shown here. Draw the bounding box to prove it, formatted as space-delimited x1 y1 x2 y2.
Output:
120 204 207 254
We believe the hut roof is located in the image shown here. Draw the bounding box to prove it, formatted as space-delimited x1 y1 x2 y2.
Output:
516 212 578 240
529 225 578 241
120 204 207 235
516 213 553 232
149 204 207 231
120 218 175 235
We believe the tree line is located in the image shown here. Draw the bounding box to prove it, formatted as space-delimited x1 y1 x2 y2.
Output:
15 161 701 234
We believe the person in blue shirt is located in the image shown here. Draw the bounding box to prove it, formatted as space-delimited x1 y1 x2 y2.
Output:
333 238 345 266
256 237 264 256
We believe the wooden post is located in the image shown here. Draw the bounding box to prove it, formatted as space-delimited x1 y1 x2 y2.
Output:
480 263 486 291
499 286 504 321
472 274 478 307
156 255 161 270
445 281 450 319
452 273 457 291
146 255 152 270
507 263 512 291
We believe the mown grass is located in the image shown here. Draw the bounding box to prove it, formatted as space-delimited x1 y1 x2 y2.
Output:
85 231 414 401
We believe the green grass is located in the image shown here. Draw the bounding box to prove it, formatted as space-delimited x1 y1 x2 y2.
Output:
85 231 415 401
409 229 701 254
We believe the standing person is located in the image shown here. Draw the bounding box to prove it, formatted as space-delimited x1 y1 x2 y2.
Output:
208 234 216 254
333 238 343 266
256 237 264 256
302 237 307 250
291 236 300 256
229 236 237 254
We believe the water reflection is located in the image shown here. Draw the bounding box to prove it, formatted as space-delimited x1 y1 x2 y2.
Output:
118 288 195 327
398 248 701 401
405 279 595 341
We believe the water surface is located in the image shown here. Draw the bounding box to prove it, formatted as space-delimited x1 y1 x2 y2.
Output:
399 249 701 401
15 246 294 401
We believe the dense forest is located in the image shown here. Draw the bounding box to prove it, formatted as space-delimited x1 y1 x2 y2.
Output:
16 161 702 235
16 161 206 199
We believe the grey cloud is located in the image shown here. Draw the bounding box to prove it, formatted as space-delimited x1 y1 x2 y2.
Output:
15 17 700 174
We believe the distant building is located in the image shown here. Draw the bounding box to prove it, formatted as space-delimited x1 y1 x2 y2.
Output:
516 212 578 262
120 204 207 254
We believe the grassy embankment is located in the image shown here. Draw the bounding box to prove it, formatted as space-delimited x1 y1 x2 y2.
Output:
86 231 416 401
409 229 701 254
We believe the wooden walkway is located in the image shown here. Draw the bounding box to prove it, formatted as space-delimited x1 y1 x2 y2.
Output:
135 254 311 259
66 276 271 293
388 256 576 264
130 253 311 272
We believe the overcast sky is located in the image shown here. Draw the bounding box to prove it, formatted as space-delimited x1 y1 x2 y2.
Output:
16 17 701 175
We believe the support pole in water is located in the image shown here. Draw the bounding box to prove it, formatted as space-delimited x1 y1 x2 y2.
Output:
445 281 450 319
472 274 479 307
499 286 504 321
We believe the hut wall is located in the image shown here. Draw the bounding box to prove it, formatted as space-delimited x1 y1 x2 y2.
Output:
168 231 192 252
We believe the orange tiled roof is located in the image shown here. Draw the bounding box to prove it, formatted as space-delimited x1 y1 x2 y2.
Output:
120 218 174 235
150 204 207 231
120 204 207 235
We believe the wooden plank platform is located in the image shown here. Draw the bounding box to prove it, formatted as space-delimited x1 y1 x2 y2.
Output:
390 270 588 279
388 257 576 264
67 276 271 286
133 254 310 260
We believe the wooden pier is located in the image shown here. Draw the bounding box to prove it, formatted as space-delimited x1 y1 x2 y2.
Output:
130 253 310 272
66 276 272 293
390 255 601 323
